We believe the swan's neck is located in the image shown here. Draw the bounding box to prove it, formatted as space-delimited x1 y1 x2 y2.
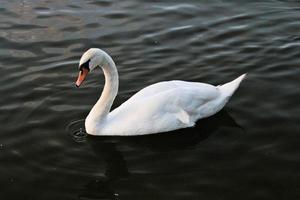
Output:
86 54 119 125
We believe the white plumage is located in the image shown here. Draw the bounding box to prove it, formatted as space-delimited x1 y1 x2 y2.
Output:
76 48 246 136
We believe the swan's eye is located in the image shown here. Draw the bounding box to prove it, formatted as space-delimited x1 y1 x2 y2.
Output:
79 59 90 71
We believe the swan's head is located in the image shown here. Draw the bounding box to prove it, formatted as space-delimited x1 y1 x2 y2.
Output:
76 48 106 87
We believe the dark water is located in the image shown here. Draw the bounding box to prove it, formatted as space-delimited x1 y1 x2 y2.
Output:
1 0 300 199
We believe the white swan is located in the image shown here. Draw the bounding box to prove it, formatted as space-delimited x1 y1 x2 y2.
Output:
75 48 246 136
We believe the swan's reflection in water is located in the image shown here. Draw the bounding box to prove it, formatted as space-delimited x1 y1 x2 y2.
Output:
78 110 243 199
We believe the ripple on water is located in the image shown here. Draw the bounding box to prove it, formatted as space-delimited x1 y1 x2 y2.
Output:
66 119 87 143
1 0 300 199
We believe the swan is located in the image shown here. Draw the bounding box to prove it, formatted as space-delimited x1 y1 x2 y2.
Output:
75 48 246 136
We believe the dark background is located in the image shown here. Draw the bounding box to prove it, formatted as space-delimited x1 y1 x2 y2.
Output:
0 0 299 199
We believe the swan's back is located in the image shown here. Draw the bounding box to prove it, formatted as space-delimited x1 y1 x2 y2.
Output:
123 80 217 103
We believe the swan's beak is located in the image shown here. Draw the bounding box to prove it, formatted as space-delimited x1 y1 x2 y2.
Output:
76 68 89 87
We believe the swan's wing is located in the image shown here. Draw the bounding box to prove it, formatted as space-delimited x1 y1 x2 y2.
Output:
106 82 221 135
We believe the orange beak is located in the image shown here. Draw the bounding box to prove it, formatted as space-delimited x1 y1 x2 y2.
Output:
76 68 89 87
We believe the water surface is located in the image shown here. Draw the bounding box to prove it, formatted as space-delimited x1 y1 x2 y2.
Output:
0 0 300 199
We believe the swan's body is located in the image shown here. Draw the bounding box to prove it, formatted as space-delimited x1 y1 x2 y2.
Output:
76 48 246 136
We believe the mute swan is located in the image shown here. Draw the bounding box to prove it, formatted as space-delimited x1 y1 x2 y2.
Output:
75 48 246 136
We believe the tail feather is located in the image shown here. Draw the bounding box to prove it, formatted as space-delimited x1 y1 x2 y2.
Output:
218 74 246 97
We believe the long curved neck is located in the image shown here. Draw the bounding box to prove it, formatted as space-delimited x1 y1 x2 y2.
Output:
87 53 119 124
